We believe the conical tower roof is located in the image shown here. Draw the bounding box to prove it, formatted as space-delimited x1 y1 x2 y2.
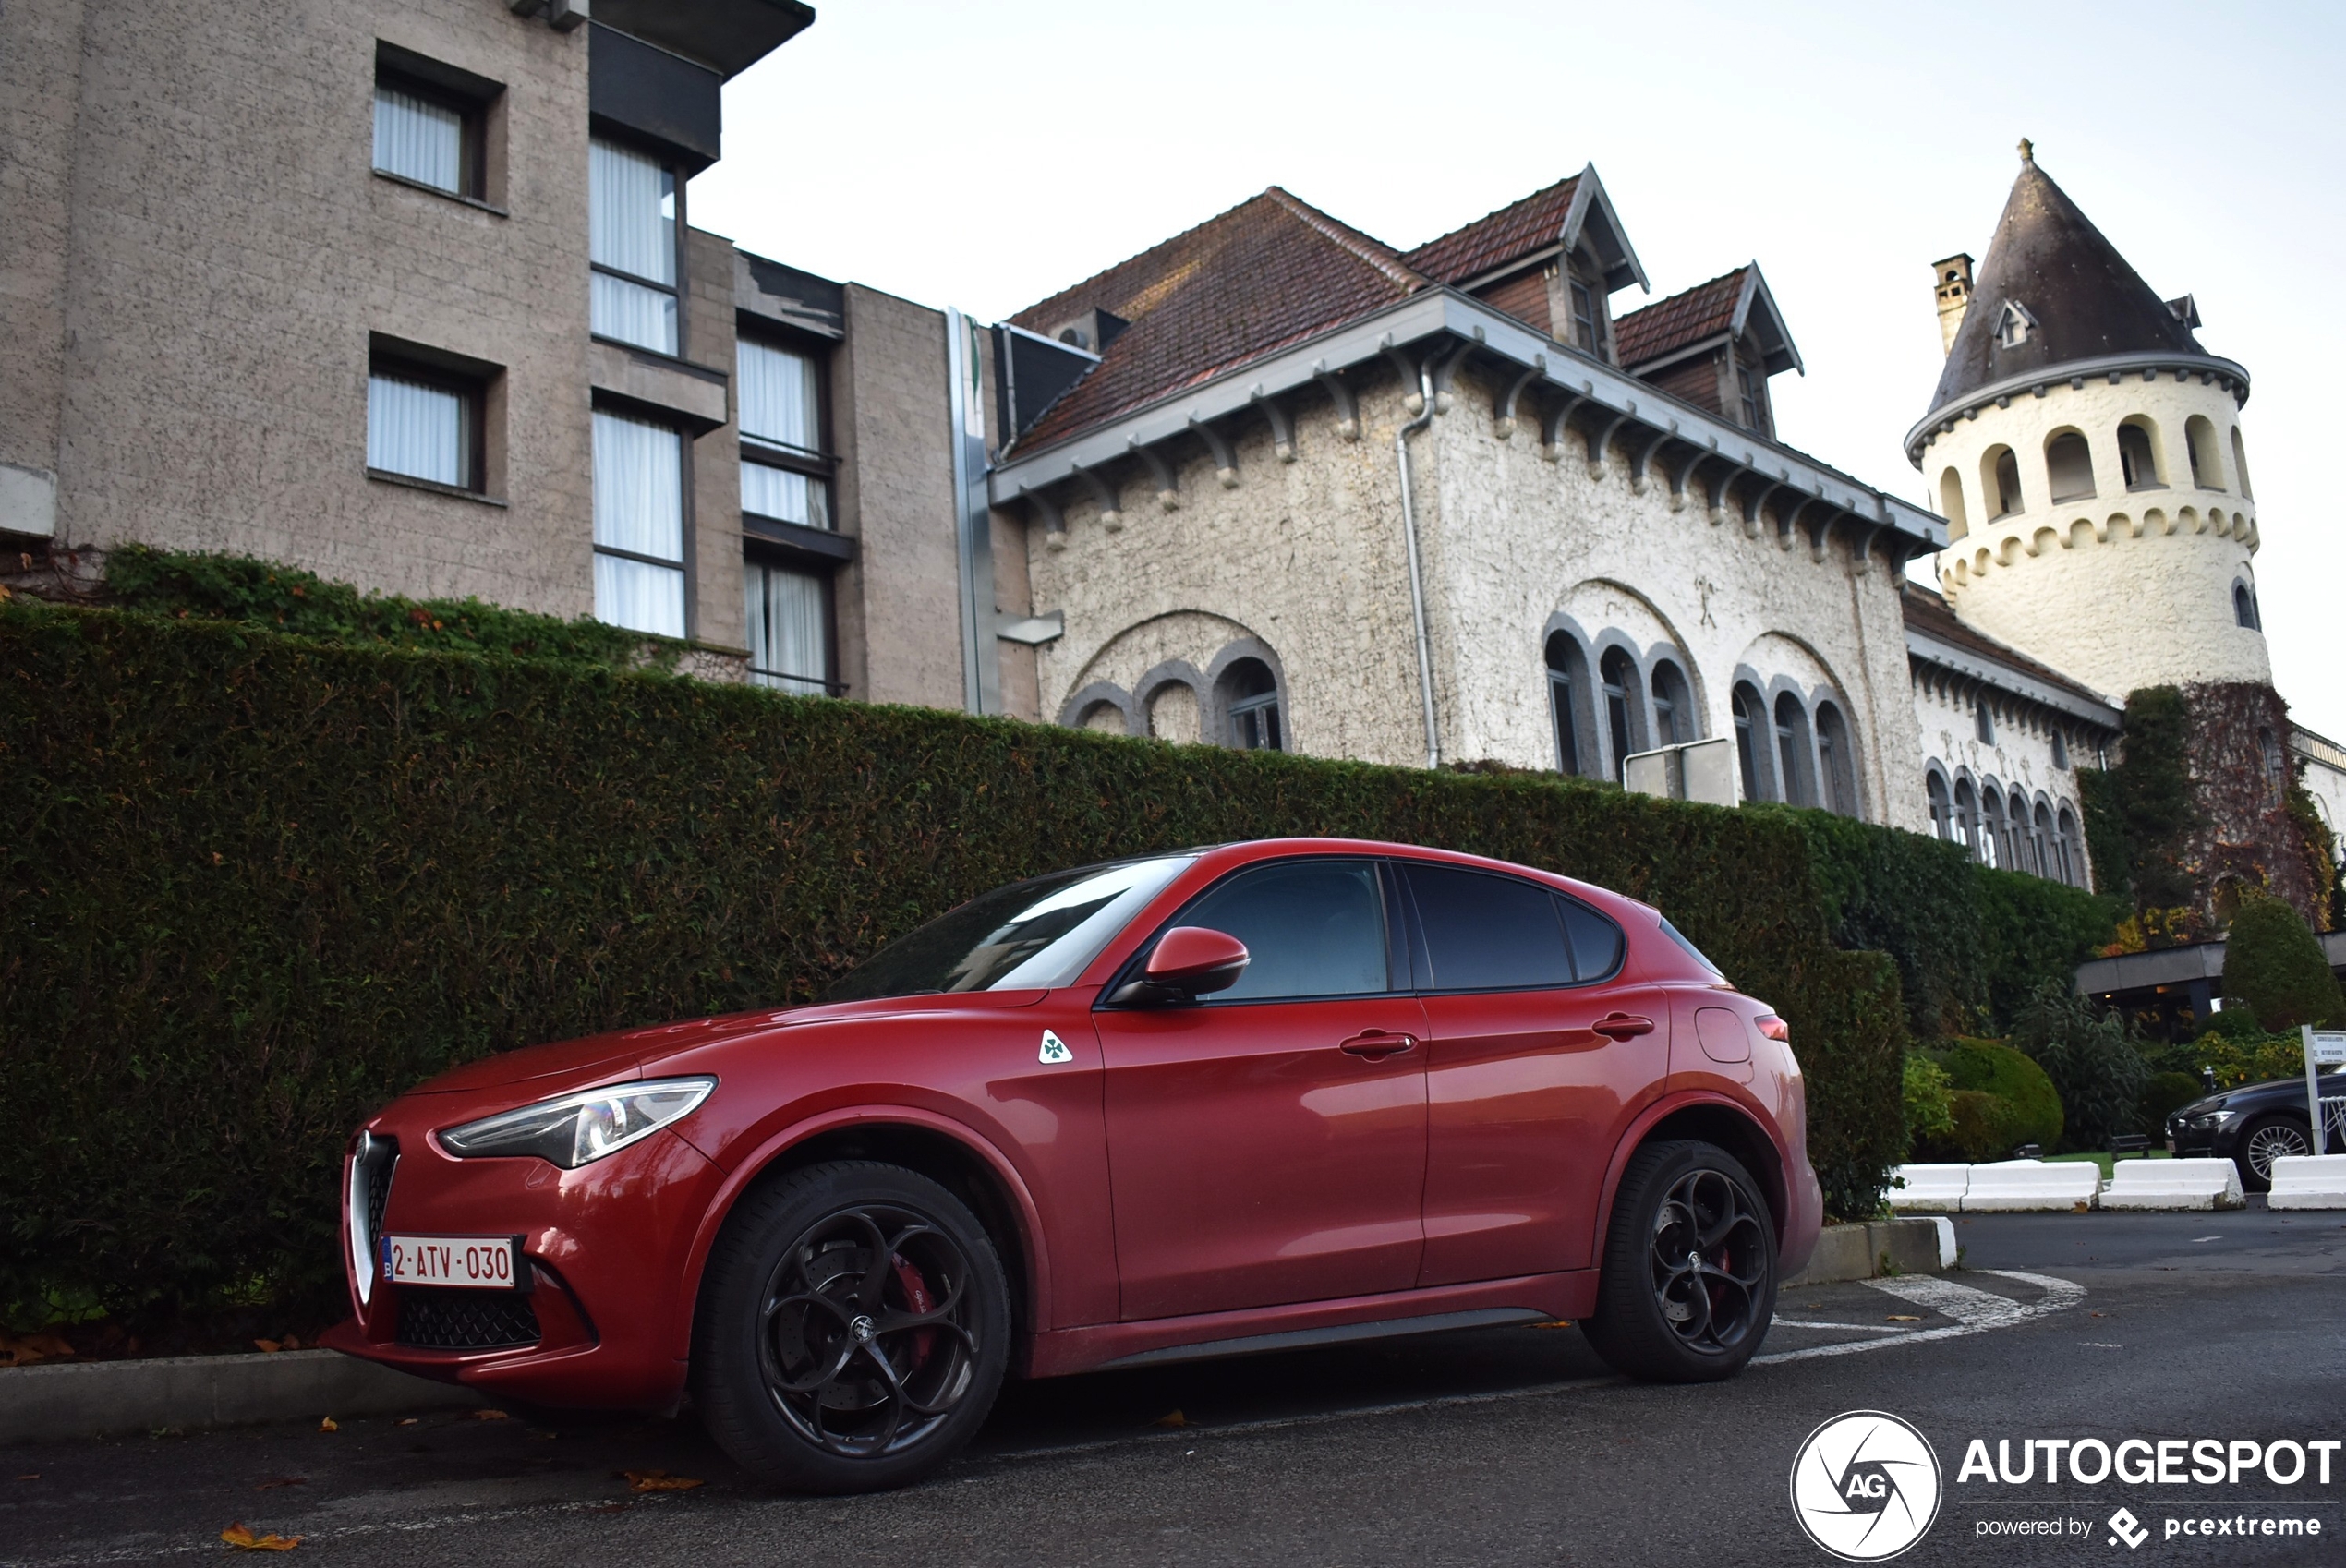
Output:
1925 145 2205 419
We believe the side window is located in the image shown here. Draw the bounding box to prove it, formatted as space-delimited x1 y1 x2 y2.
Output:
1405 865 1574 992
1561 898 1627 980
1176 860 1388 1002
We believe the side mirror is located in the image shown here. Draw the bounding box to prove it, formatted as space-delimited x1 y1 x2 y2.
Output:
1113 926 1249 1005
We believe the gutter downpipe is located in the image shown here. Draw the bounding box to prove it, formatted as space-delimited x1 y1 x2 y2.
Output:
1394 357 1442 770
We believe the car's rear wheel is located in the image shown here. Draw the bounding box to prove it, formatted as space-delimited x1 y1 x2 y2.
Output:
693 1161 1010 1493
2235 1116 2311 1194
1581 1140 1777 1382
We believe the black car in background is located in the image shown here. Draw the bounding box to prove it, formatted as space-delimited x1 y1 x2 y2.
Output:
2168 1068 2344 1192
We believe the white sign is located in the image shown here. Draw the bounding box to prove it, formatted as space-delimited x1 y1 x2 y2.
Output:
2304 1029 2346 1067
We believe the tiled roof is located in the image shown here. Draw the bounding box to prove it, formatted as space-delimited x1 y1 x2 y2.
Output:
1614 269 1747 369
1902 586 2116 714
1004 187 1425 453
1397 175 1581 285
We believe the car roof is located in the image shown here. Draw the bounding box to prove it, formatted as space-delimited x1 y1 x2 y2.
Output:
1186 837 1651 919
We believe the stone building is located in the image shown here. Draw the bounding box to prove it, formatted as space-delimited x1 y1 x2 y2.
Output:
0 0 982 707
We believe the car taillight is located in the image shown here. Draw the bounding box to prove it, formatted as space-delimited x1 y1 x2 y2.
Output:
1755 1014 1790 1043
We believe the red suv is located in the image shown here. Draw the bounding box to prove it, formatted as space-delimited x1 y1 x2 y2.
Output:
326 839 1820 1491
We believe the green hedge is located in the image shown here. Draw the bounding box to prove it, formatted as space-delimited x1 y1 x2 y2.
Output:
1772 807 2119 1037
1938 1040 2065 1154
1 601 1911 1321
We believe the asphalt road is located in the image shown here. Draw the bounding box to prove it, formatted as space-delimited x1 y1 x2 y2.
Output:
6 1207 2342 1567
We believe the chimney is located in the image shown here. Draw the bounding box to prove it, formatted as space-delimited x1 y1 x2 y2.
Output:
1931 253 1974 355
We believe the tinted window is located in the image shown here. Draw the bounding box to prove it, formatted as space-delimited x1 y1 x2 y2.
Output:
1406 865 1574 992
1177 860 1388 1001
1561 898 1626 980
1656 914 1722 978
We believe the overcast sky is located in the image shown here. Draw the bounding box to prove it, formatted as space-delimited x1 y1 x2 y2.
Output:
693 1 2346 740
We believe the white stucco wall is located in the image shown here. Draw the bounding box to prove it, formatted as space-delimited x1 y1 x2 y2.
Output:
1916 371 2269 697
1910 664 2094 884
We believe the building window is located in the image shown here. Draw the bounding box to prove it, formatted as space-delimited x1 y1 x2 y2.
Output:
590 138 678 355
1735 363 1769 435
1978 787 2004 869
2118 419 2162 488
1975 701 1995 745
1651 660 1693 745
1953 778 1979 860
1927 771 1953 840
2184 415 2224 490
1815 701 1858 817
745 557 832 694
367 356 479 490
1599 647 1643 781
2057 806 2085 888
1221 657 1284 750
591 409 685 638
2050 728 2070 769
372 79 478 197
1772 693 1812 808
1985 446 2025 519
2045 430 2096 502
1732 681 1766 801
1569 279 1601 354
1547 633 1591 777
2233 581 2261 631
2033 802 2057 880
738 338 832 529
2231 428 2254 499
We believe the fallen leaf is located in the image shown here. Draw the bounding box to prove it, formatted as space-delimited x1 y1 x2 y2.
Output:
2089 1311 2106 1319
393 1418 418 1428
1530 1319 1575 1330
623 1470 704 1493
1151 1410 1189 1429
1884 1315 1923 1322
254 1340 282 1354
220 1523 303 1551
472 1409 510 1422
2072 1201 2090 1214
254 1478 307 1492
316 1417 338 1433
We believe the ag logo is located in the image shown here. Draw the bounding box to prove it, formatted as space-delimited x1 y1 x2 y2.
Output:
1789 1410 1941 1562
1037 1030 1074 1065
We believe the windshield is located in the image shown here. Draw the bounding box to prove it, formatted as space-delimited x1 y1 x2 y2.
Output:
826 856 1195 1002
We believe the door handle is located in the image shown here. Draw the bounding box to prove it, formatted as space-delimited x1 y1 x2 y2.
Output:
1592 1013 1655 1042
1339 1030 1418 1059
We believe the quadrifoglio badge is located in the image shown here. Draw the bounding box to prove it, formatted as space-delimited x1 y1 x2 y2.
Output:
1792 1412 2341 1557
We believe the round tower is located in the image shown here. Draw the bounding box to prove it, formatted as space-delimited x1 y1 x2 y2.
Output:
1906 143 2268 694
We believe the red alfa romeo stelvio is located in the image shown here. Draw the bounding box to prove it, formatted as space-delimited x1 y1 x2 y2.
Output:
327 838 1820 1491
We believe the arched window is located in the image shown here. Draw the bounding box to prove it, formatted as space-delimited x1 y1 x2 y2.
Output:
2050 727 2070 770
1815 701 1859 817
2185 416 2224 490
1651 659 1694 745
2231 427 2254 500
1938 467 1969 539
2033 801 2056 881
2117 418 2162 489
1982 446 2024 519
1218 657 1283 751
2045 430 2096 503
1978 786 2004 869
1546 633 1594 777
2233 580 2261 631
1927 770 1953 840
1953 778 1979 860
1732 681 1766 802
1600 647 1645 780
2057 806 2084 887
1975 699 1995 745
1772 693 1813 808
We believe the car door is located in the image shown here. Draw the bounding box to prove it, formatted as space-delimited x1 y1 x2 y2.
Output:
1402 862 1670 1285
1094 857 1430 1321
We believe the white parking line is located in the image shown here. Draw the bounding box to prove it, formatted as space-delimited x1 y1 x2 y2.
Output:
1754 1269 2084 1365
1769 1318 1912 1333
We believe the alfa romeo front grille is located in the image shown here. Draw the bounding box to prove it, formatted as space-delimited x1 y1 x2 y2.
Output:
394 1286 541 1350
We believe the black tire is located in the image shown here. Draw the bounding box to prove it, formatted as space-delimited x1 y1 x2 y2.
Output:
692 1160 1010 1493
2233 1116 2312 1195
1580 1140 1777 1382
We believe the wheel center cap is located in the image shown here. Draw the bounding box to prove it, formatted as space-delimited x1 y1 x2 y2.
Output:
850 1314 877 1344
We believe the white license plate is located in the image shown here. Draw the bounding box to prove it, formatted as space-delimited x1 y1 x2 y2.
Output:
382 1235 525 1290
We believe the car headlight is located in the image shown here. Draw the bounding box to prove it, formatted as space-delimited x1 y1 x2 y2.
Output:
438 1077 715 1167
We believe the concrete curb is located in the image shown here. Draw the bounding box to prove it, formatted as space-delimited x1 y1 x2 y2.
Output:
0 1349 484 1446
1785 1217 1955 1286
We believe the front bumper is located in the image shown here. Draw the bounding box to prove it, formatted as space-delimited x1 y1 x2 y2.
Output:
328 1100 724 1412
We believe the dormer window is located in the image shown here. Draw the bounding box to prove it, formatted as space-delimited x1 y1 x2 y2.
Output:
1569 278 1601 354
1995 300 2037 349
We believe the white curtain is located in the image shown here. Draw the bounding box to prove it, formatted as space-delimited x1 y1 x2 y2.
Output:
741 463 830 530
592 411 684 638
368 372 465 486
373 85 462 193
589 139 676 352
738 341 821 451
746 561 828 693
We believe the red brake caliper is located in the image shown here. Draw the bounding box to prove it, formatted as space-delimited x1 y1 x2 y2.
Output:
890 1255 937 1368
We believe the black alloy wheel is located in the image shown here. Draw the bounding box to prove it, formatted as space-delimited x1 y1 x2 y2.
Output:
695 1162 1009 1493
1582 1140 1778 1382
2236 1116 2312 1194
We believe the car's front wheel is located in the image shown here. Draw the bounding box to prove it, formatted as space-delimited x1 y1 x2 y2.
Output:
1581 1140 1777 1382
2235 1116 2312 1194
693 1160 1010 1493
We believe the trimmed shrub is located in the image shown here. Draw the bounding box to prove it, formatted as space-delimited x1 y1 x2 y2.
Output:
2008 981 2150 1152
0 600 1911 1321
1939 1040 2064 1152
2222 891 2346 1031
1943 1091 2030 1163
1903 1053 1955 1155
2139 1072 2205 1135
